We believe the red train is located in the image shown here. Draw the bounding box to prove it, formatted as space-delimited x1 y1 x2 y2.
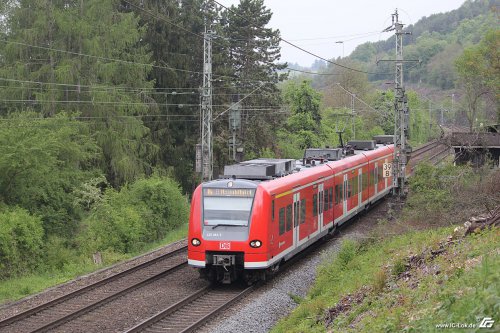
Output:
188 139 394 283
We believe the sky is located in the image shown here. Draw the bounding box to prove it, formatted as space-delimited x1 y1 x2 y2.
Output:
216 0 467 67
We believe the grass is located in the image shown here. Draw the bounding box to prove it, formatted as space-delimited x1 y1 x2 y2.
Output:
271 227 499 333
0 223 188 305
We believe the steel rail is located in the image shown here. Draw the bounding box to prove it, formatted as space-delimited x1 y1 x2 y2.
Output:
124 285 255 333
0 244 187 330
32 261 188 332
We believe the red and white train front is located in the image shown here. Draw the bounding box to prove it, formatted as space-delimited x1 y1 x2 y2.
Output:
188 179 270 284
188 141 395 284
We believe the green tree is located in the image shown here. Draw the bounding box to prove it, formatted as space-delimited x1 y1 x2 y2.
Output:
479 29 500 122
0 0 157 186
455 44 490 130
0 112 101 236
283 80 322 127
222 0 287 158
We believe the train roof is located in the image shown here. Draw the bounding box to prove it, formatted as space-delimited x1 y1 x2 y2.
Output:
258 144 393 194
209 139 393 194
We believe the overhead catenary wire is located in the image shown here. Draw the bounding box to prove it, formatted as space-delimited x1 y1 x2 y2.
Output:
0 39 266 85
0 99 285 109
209 0 394 76
0 77 277 95
287 30 382 42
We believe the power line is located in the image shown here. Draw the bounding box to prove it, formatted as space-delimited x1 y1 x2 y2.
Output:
122 0 205 42
287 30 382 42
209 0 394 76
287 68 342 76
0 99 284 109
0 77 273 94
0 39 202 76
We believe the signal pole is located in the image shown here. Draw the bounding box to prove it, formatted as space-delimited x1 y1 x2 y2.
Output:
381 9 417 196
201 25 214 181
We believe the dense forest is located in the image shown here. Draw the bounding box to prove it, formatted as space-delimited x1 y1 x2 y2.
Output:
0 0 498 290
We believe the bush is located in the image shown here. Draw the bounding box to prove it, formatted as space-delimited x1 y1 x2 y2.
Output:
0 112 102 238
81 176 188 254
0 207 44 279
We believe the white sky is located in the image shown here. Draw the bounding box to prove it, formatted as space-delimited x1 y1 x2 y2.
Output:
217 0 467 66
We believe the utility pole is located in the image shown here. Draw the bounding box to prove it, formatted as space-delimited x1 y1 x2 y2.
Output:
200 25 214 181
229 93 241 161
428 99 432 131
381 9 417 197
350 92 356 139
335 41 344 58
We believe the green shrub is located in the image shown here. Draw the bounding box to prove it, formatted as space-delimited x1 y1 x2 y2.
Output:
0 207 44 278
0 112 102 238
81 176 188 254
336 239 359 270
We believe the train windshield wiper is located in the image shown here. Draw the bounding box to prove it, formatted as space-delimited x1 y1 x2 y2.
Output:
211 223 243 229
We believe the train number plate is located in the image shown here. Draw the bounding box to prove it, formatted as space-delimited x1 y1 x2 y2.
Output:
219 242 231 250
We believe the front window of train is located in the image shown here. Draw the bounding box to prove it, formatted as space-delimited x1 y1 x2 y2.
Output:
202 187 255 227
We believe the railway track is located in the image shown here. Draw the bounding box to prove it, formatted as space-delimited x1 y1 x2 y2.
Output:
0 246 188 333
0 140 456 333
126 285 254 333
408 139 453 173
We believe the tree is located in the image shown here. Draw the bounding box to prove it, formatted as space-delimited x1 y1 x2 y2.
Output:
0 112 101 236
0 0 157 186
221 0 287 158
479 29 500 122
455 35 494 130
283 80 322 128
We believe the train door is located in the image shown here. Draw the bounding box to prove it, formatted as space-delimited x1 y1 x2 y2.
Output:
358 169 362 206
293 193 300 248
343 174 348 214
374 163 379 196
318 183 324 233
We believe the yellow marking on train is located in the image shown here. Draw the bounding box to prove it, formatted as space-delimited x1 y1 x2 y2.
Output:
275 190 293 199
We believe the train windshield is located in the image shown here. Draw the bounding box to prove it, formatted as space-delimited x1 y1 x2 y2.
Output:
203 188 255 227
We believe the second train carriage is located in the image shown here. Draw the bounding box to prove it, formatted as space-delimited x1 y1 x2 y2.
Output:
188 139 394 283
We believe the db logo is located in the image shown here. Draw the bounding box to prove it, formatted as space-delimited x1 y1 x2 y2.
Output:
219 242 231 250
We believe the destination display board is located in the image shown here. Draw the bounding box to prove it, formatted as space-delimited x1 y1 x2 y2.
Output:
203 188 255 197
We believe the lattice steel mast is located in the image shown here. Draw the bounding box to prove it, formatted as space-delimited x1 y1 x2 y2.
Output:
383 9 413 196
201 25 214 181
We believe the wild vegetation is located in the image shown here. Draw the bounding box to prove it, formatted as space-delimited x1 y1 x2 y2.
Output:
271 165 500 332
0 0 497 305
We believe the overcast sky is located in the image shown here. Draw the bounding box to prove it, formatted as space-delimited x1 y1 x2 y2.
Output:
217 0 467 66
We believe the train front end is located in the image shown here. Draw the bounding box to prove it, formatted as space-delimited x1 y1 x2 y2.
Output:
188 178 268 284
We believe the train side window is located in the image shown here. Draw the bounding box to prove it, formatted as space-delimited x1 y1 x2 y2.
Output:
347 179 352 198
319 191 323 214
313 194 318 216
300 199 306 224
362 173 368 191
378 166 383 183
335 184 342 204
272 200 275 221
323 189 328 211
329 187 333 209
279 208 285 235
286 204 292 231
352 176 358 196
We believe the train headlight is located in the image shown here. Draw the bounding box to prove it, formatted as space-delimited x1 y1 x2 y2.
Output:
249 240 262 248
191 238 201 246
